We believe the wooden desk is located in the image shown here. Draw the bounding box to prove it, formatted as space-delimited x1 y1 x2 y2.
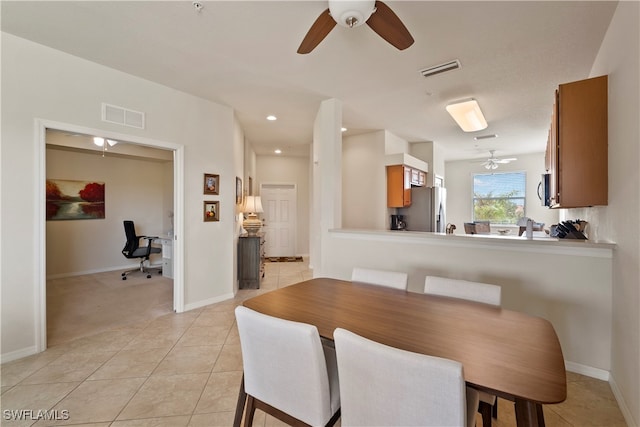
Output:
235 278 566 427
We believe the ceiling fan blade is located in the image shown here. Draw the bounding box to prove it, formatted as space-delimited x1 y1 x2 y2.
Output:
366 1 414 50
495 158 518 163
297 8 336 54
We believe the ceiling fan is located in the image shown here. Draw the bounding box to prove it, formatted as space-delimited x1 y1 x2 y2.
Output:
297 0 414 54
473 150 518 170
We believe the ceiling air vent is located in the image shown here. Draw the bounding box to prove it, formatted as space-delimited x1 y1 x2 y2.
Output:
419 59 461 78
474 134 498 141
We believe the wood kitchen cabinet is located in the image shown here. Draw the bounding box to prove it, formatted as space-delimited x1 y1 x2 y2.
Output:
410 168 426 187
387 165 412 207
546 75 608 208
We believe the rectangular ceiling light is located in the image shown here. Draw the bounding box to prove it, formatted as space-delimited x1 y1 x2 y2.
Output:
445 99 488 132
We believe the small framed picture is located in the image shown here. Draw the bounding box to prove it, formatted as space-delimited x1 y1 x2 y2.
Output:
204 201 219 222
236 177 243 204
204 174 219 195
248 177 253 196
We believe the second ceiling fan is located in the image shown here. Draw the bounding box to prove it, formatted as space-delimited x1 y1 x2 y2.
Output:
297 0 414 54
474 150 518 170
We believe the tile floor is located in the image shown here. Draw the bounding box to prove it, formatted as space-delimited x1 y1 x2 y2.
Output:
1 260 628 426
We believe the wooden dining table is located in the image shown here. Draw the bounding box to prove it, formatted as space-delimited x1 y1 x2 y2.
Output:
234 278 567 427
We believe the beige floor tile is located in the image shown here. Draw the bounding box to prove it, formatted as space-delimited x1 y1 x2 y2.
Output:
188 411 235 426
547 377 628 426
192 310 236 328
124 327 186 350
88 347 173 380
21 352 116 385
0 348 67 387
145 311 201 330
47 273 173 347
177 325 231 347
117 373 209 420
0 382 79 427
110 415 191 426
152 345 222 376
37 378 145 426
224 325 240 346
212 345 243 372
194 371 243 414
264 412 291 427
54 327 144 354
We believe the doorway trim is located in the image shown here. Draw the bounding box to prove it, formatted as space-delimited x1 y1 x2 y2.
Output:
35 119 185 352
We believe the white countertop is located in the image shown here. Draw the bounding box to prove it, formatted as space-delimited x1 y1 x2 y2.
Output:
329 228 615 258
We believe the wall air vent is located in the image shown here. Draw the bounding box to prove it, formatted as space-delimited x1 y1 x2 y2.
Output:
101 103 145 129
419 59 461 78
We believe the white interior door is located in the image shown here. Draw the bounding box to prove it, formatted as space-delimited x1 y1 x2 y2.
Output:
260 184 296 257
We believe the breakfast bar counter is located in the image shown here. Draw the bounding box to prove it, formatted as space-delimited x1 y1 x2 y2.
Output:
317 228 614 379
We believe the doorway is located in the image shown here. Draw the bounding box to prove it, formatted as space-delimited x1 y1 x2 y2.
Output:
260 184 297 257
36 119 184 351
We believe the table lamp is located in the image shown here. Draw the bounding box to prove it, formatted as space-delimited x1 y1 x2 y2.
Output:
242 196 263 236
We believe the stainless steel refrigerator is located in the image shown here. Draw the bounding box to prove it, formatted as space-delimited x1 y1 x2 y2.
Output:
397 187 447 232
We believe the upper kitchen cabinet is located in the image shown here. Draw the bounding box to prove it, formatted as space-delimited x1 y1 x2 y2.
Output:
546 75 608 208
386 165 412 207
386 153 429 208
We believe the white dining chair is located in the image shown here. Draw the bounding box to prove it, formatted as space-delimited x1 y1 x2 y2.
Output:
334 328 479 427
351 267 408 290
234 306 341 427
424 276 502 427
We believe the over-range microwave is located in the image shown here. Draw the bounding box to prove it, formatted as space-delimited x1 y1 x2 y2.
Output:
538 173 551 207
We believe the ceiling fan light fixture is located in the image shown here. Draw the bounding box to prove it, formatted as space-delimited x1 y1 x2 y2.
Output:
485 162 498 170
446 99 488 132
329 0 375 28
93 137 105 146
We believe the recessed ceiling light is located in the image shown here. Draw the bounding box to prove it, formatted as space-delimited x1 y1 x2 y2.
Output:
266 115 277 121
274 149 282 154
341 127 347 132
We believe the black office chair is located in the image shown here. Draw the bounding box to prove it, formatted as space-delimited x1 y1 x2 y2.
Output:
121 220 162 280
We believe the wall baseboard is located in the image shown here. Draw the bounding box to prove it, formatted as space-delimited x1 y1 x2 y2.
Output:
46 264 150 280
565 360 610 380
609 374 638 427
184 292 235 312
1 345 38 364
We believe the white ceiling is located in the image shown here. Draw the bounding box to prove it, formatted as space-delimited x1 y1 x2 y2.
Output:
1 1 617 160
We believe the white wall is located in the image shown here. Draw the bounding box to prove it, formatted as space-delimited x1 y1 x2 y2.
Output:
1 33 237 360
255 154 311 256
568 2 639 425
446 152 559 233
46 147 171 277
311 99 342 275
342 131 388 230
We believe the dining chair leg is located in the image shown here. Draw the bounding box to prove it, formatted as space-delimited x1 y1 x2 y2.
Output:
492 399 498 418
244 395 257 427
479 401 493 427
233 373 247 427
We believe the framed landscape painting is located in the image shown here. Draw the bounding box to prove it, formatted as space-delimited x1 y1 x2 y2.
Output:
46 179 105 220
